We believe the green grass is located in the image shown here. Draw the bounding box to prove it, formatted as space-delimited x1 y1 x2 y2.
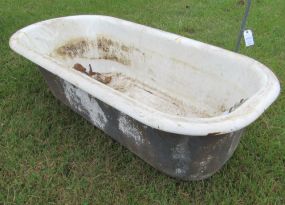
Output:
0 0 284 204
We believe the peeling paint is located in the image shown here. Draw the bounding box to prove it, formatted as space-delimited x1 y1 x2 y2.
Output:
175 168 186 175
199 155 213 168
118 114 144 145
189 155 214 180
63 81 107 129
172 142 191 176
172 143 188 160
39 67 245 181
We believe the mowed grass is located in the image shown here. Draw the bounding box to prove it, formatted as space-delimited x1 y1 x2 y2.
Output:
0 0 284 204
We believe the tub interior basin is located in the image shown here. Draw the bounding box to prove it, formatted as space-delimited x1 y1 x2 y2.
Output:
51 38 250 118
47 30 264 118
10 15 280 135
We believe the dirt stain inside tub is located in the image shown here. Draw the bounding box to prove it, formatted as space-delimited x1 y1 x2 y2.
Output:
55 36 132 65
96 36 131 65
55 37 213 118
56 39 89 58
106 72 211 117
72 63 211 118
73 63 112 84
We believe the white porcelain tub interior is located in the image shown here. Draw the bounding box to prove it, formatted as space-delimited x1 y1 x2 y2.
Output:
9 16 280 135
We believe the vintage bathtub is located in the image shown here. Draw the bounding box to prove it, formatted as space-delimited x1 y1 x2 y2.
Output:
9 15 280 180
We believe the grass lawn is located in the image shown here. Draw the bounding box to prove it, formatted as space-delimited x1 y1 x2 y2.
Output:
0 0 284 204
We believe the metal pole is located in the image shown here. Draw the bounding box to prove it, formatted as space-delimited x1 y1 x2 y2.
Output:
235 0 252 53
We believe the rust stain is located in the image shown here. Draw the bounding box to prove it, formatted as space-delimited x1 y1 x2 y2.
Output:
72 63 112 85
207 132 223 136
54 36 133 66
97 36 114 52
73 63 88 74
121 45 129 52
56 39 89 58
88 64 96 76
219 105 227 113
96 35 131 65
94 73 112 84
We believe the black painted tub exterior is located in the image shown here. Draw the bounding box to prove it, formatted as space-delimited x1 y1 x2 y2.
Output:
39 66 243 181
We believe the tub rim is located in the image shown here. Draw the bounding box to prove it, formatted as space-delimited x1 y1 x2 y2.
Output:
9 15 281 136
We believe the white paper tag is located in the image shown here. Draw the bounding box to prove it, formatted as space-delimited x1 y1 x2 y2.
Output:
243 29 254 47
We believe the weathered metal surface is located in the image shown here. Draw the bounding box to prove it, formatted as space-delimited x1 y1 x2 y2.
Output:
39 67 243 181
